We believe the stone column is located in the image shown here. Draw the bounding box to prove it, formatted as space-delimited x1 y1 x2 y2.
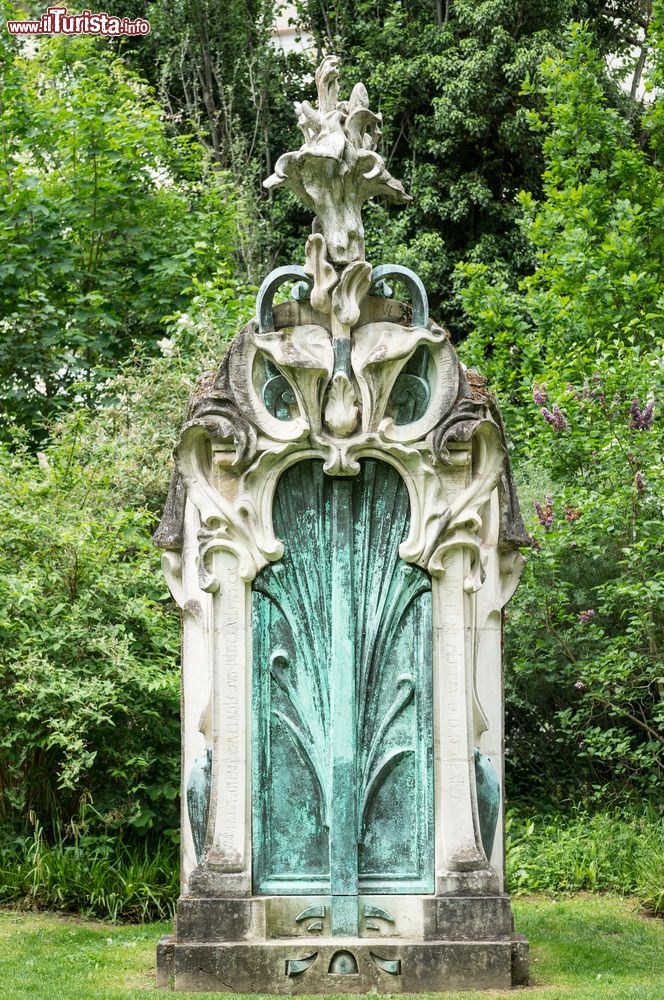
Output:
432 541 494 893
190 548 252 896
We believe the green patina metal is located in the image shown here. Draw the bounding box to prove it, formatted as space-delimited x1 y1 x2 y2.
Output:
252 458 433 900
186 750 211 863
474 749 501 860
391 346 430 425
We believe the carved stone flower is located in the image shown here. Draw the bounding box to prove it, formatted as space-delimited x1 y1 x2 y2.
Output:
324 372 359 437
264 56 410 265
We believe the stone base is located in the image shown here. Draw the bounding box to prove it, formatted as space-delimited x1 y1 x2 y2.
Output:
156 936 175 989
156 894 528 993
157 936 529 993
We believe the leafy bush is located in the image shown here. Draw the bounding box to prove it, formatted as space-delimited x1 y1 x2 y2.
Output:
506 809 664 916
0 428 181 839
0 276 253 842
0 819 178 922
458 23 664 806
1 809 659 922
0 24 242 440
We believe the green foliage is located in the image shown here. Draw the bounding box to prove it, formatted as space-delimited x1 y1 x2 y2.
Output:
140 0 286 171
125 1 650 331
0 809 660 924
128 0 315 280
0 427 181 837
0 272 253 840
506 809 664 915
0 27 239 440
458 22 663 805
0 16 258 839
293 0 628 329
0 820 178 922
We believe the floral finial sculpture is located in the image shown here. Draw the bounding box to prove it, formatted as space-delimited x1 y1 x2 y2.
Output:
264 55 411 265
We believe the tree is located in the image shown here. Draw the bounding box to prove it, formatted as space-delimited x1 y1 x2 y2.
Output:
116 2 655 334
0 272 253 841
116 0 314 279
0 28 239 440
457 22 663 806
287 0 611 331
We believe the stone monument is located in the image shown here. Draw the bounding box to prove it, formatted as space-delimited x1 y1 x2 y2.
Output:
154 55 530 993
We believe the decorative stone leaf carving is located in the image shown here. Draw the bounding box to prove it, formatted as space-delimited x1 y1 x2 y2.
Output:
427 422 506 581
251 324 334 435
331 261 372 328
379 324 460 444
168 301 518 598
345 83 380 150
265 55 410 264
229 332 310 445
314 54 339 113
351 322 448 433
182 359 258 471
323 372 359 437
160 550 184 608
304 234 337 313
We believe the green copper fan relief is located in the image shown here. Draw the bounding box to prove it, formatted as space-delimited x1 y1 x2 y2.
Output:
251 457 434 897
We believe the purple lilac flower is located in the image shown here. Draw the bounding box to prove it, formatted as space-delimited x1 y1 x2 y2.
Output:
532 381 548 406
630 398 641 426
542 403 568 431
635 471 646 494
534 494 554 529
578 609 596 624
575 681 586 691
630 398 655 430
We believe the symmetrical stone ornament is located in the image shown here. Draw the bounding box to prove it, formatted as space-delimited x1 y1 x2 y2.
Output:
155 56 530 993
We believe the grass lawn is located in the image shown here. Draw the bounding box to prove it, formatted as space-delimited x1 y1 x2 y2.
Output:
1 894 662 1000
